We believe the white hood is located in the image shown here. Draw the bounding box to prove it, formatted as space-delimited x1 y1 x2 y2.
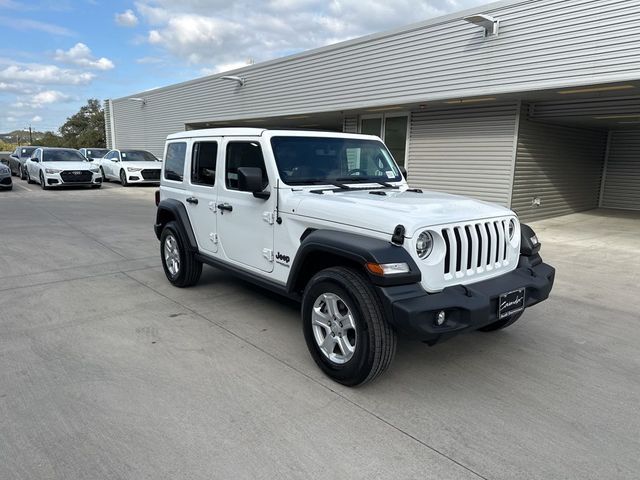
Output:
42 161 96 170
121 161 161 169
288 188 514 237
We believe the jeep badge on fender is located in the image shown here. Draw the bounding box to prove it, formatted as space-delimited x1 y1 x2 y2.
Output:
154 128 555 386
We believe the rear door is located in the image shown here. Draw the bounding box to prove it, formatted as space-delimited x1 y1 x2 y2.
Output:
186 139 220 256
216 138 275 273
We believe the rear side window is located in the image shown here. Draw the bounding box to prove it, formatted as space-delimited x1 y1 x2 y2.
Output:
191 141 218 186
164 142 186 181
225 142 268 190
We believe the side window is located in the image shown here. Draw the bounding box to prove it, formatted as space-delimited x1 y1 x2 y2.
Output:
191 141 218 186
164 142 187 182
225 142 268 190
106 151 114 160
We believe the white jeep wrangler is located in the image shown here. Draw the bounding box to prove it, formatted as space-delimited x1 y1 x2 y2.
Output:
154 128 555 386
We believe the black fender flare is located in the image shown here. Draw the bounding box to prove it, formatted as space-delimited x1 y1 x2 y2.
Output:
154 199 198 251
286 229 421 294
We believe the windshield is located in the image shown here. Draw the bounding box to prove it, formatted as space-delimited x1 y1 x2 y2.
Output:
271 136 402 186
43 149 87 162
85 148 108 158
121 150 158 162
20 147 36 158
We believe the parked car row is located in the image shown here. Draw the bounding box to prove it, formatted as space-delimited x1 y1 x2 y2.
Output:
3 145 162 191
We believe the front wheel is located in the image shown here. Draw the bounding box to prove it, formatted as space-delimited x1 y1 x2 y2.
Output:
120 169 128 186
20 166 26 180
39 172 48 190
302 266 396 386
478 312 524 332
160 221 202 287
100 167 108 182
26 169 34 184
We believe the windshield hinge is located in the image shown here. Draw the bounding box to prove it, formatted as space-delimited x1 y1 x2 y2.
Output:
209 233 219 244
263 248 274 262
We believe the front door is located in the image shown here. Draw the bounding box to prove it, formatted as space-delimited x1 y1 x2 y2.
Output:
186 140 220 256
216 139 274 273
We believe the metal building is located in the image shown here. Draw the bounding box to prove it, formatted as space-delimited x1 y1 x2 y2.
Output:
105 0 640 221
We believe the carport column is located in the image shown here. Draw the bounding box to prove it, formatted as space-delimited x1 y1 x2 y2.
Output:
107 99 117 149
598 130 612 207
507 100 523 208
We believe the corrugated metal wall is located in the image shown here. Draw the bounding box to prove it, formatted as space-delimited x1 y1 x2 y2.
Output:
601 130 640 210
512 117 608 221
110 0 640 154
104 100 113 149
407 103 519 206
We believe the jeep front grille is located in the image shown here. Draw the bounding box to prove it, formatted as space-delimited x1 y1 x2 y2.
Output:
442 219 511 279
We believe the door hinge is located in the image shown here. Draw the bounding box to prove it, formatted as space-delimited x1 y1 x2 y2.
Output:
262 248 274 262
262 211 275 225
209 233 218 244
208 201 217 213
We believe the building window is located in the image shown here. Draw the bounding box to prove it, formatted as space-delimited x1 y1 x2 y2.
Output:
359 114 408 166
191 141 218 186
164 142 186 181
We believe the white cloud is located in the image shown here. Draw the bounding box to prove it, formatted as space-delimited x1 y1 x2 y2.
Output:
54 43 115 70
115 9 139 27
0 16 72 36
134 0 487 70
31 115 43 122
0 63 95 85
13 90 73 109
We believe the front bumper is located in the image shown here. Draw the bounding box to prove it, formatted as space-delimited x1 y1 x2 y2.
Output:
125 169 161 184
44 171 102 187
0 174 12 188
376 254 555 343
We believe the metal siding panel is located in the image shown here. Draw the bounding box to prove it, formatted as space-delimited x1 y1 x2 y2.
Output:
407 104 518 206
601 130 640 210
111 0 640 155
104 99 113 149
511 115 608 221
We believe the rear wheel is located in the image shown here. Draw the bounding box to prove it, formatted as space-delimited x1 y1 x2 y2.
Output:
160 221 202 287
302 266 396 386
478 312 524 332
120 169 128 186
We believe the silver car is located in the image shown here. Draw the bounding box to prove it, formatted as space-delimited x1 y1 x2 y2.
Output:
0 162 12 190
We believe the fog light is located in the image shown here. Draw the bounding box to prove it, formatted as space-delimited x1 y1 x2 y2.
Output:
436 310 446 326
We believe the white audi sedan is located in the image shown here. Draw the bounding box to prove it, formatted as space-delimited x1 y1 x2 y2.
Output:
99 149 162 186
25 147 102 189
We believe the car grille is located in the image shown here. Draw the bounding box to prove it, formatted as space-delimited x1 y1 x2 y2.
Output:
0 176 11 185
441 218 512 279
61 170 93 183
141 169 160 181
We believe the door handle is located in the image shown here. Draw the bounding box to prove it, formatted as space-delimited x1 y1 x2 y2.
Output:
217 203 233 213
186 197 199 205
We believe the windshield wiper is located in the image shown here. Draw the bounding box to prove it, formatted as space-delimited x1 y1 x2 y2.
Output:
335 177 398 189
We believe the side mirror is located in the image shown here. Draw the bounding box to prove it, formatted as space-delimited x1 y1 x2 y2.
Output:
10 154 17 159
238 167 270 199
0 159 8 166
31 157 40 163
399 165 407 179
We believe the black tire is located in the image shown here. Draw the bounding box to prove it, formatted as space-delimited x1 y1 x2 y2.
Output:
302 266 396 386
100 167 108 182
160 221 202 288
120 169 128 186
39 172 48 190
91 184 101 189
478 312 524 332
26 169 34 184
20 166 26 180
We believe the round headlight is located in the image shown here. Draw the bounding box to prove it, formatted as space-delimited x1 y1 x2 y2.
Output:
508 219 517 240
416 231 434 259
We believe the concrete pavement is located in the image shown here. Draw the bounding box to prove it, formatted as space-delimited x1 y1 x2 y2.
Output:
0 184 638 479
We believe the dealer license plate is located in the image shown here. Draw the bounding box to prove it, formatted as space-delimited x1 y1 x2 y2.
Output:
498 288 525 319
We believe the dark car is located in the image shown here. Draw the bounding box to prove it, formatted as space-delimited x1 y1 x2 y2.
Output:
0 162 12 190
9 146 38 179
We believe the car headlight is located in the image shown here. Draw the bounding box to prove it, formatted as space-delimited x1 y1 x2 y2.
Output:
127 167 142 172
508 218 517 240
45 168 61 174
416 231 434 259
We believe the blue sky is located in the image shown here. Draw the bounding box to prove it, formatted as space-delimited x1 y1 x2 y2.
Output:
0 0 486 133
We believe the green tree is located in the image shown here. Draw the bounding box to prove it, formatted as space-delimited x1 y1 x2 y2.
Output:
39 131 64 147
59 99 106 148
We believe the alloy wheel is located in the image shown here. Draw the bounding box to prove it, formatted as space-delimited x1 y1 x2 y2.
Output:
311 292 357 364
163 234 180 277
